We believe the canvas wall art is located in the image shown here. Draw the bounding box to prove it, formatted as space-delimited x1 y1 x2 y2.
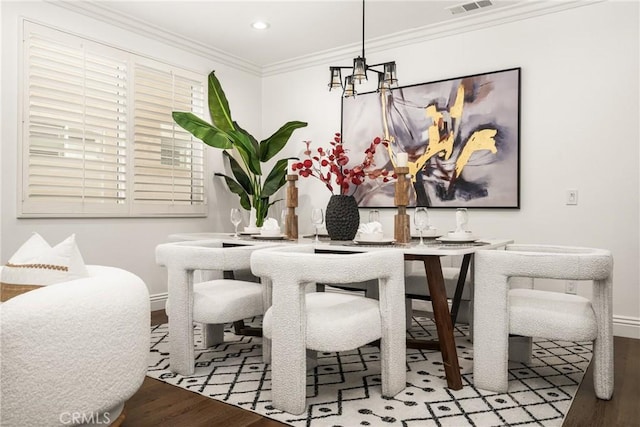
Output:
341 67 520 208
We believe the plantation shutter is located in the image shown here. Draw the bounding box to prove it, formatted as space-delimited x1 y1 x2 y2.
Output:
22 22 129 215
20 21 207 217
132 62 206 215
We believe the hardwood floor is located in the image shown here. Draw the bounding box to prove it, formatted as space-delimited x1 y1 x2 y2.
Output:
563 335 640 427
123 311 640 426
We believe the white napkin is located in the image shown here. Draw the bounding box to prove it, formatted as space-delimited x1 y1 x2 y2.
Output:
260 218 281 235
358 221 383 234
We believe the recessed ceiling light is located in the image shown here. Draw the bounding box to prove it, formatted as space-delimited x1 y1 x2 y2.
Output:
251 21 270 30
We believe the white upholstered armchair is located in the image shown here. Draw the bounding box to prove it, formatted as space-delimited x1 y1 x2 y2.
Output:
0 265 150 426
473 244 614 399
155 239 274 375
251 245 407 415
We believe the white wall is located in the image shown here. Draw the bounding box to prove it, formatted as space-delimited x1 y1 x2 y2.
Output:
0 1 261 306
2 1 638 337
0 0 4 263
263 1 640 337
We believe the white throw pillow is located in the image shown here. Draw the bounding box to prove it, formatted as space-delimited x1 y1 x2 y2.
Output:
0 233 89 302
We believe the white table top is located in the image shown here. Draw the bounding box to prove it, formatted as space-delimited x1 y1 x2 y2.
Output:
168 232 513 256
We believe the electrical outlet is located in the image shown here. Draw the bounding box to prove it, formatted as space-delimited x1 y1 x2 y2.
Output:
566 189 578 205
565 281 577 294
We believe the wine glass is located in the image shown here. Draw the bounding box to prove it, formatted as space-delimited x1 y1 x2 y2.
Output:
369 209 380 223
455 208 468 233
280 209 287 231
311 208 324 243
414 207 429 246
230 208 242 239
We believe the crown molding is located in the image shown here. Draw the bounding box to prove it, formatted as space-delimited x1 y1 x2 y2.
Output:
46 0 602 79
46 0 262 76
262 0 602 77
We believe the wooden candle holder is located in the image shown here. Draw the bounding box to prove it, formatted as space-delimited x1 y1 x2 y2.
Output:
394 166 411 244
285 175 299 240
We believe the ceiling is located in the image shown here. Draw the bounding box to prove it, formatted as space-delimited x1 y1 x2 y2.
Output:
61 0 534 68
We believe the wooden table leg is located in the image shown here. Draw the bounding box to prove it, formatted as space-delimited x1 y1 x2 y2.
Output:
233 320 262 337
421 256 463 390
450 254 472 325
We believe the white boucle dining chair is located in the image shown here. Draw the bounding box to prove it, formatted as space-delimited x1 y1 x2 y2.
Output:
251 245 407 415
473 244 614 399
156 239 274 375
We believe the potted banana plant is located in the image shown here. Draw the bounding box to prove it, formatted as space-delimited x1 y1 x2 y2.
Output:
173 71 307 227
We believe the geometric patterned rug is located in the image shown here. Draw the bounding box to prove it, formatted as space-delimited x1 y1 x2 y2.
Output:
147 316 592 427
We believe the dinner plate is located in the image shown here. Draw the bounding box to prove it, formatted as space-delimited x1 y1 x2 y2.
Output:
353 238 395 245
239 231 260 236
252 234 287 240
436 236 478 243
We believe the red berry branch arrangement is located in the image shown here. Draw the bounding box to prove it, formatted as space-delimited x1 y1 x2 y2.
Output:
292 132 396 195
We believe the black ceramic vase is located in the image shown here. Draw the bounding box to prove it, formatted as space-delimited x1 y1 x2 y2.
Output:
325 195 360 240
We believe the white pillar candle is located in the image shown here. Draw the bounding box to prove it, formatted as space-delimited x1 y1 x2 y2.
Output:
287 159 297 175
397 152 408 167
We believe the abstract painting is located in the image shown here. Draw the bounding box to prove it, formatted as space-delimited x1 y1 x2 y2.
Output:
341 67 520 208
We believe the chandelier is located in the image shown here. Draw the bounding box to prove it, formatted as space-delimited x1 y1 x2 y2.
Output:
328 0 398 97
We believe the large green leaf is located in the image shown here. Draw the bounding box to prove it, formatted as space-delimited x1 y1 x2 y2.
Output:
261 158 289 197
172 112 233 149
222 151 253 196
215 172 250 210
259 121 308 162
234 121 260 158
208 71 234 133
229 129 261 176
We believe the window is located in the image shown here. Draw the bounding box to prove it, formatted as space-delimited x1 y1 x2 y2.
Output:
132 63 205 213
20 21 206 217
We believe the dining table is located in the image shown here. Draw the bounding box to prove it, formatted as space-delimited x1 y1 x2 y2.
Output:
167 232 513 390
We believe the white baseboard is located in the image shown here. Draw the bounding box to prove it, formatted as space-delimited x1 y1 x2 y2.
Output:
613 315 640 339
150 292 167 312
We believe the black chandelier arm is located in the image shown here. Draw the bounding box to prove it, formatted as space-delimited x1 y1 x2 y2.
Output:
327 65 384 74
368 62 393 68
329 61 394 71
364 66 385 75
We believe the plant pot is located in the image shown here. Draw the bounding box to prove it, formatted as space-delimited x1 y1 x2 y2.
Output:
325 195 360 241
249 208 258 228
